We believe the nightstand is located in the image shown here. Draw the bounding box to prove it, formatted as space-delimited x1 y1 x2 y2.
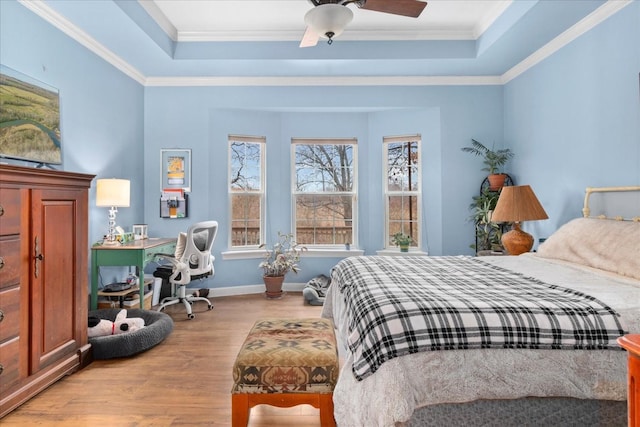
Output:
617 334 640 427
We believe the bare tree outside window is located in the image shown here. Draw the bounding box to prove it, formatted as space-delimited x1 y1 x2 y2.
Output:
385 136 421 249
293 140 356 246
229 136 264 247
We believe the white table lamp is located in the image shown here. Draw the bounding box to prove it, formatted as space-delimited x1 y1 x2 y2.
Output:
96 178 130 245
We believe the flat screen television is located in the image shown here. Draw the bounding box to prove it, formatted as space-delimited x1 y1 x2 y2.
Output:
0 65 62 166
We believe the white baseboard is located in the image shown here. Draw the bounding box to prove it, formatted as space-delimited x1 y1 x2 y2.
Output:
200 282 306 298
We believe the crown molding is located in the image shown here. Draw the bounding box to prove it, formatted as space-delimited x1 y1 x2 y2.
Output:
144 75 503 87
18 0 146 85
473 1 512 39
177 28 477 43
143 1 510 43
18 0 631 88
137 0 178 41
501 0 632 84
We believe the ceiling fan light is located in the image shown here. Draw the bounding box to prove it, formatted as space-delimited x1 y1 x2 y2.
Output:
304 4 354 39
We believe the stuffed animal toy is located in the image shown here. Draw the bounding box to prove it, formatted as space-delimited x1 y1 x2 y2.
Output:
88 309 145 338
303 274 331 306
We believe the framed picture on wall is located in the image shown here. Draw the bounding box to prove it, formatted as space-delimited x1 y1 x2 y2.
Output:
160 148 191 192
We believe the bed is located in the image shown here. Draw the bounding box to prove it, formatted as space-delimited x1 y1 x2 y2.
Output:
321 186 640 427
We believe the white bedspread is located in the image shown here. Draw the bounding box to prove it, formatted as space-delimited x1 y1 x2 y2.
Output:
321 254 640 427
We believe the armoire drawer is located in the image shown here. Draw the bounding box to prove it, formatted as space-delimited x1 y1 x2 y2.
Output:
0 286 21 342
0 239 21 290
0 188 21 236
0 337 22 394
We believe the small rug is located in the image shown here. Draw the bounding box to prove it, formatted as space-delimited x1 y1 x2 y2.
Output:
407 397 627 427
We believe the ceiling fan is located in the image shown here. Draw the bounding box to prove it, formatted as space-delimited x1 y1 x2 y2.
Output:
300 0 428 47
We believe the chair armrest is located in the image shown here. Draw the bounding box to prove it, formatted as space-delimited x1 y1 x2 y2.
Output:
154 253 179 270
152 256 191 286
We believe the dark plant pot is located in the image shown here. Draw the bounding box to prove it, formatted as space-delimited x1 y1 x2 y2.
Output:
263 275 285 299
487 174 507 191
400 245 409 253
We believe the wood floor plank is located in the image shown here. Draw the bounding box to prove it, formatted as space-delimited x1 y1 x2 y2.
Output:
1 293 325 426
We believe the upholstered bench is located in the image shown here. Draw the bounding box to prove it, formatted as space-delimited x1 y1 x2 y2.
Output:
231 318 339 427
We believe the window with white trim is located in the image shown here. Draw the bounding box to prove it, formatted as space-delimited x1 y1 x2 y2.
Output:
229 135 265 248
292 138 357 247
384 135 421 249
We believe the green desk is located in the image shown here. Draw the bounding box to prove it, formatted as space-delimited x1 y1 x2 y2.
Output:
91 238 177 310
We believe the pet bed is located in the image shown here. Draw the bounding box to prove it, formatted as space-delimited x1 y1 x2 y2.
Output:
88 308 174 359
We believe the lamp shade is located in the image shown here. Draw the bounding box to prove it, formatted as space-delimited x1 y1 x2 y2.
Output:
304 4 354 39
96 178 130 207
491 185 548 223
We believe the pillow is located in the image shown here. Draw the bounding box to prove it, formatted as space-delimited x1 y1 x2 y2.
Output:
192 230 209 251
188 231 210 268
174 232 187 259
537 217 640 280
175 230 208 260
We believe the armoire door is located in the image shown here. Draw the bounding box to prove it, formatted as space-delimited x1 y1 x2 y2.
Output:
29 188 88 373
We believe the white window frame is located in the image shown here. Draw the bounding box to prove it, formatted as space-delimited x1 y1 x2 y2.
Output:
228 134 266 249
291 138 358 249
383 134 422 250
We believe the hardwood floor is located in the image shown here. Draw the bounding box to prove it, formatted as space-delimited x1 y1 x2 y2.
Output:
2 293 326 426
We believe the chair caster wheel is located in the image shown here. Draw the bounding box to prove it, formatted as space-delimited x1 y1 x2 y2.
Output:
188 314 195 319
208 304 214 310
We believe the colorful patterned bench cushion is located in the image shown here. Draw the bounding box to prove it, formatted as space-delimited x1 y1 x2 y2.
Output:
232 318 339 394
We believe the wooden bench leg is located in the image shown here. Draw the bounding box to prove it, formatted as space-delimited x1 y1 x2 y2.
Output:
231 394 250 427
319 393 336 427
232 392 335 427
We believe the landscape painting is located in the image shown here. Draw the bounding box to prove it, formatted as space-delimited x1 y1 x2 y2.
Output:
0 65 62 165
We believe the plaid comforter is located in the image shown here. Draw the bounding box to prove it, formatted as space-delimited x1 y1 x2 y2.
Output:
331 256 627 381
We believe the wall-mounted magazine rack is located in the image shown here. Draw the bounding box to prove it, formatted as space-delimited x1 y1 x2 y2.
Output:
160 189 188 219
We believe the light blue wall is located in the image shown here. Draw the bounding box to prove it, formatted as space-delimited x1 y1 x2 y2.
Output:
143 85 503 286
504 0 640 247
0 1 145 284
3 0 637 290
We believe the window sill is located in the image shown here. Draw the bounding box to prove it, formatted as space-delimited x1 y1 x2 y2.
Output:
221 249 264 260
301 248 365 258
376 249 429 256
221 247 365 260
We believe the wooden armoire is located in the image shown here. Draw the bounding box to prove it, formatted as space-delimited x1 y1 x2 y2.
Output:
0 164 94 417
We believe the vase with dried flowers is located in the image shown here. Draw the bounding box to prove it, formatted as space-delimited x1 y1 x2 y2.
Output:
259 232 306 298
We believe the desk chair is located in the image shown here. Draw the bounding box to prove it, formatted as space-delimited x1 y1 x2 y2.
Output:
154 220 218 319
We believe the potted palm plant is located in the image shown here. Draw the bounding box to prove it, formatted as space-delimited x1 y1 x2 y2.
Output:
259 232 306 299
391 232 413 252
461 139 514 190
469 188 504 253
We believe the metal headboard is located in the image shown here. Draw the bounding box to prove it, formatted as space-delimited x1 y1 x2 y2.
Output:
582 186 640 222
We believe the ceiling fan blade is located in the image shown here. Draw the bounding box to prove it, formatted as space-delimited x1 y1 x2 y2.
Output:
359 0 427 18
300 26 319 48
